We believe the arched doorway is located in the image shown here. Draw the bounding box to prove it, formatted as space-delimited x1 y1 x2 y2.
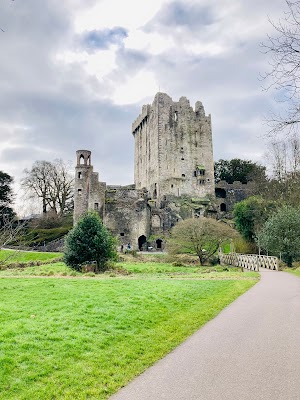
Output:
156 239 163 250
138 235 147 251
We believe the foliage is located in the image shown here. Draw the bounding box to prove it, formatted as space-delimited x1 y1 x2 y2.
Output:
0 277 256 399
262 1 300 134
233 238 257 254
233 196 277 242
64 212 117 272
21 159 73 215
214 158 266 184
258 205 300 267
0 170 15 226
29 213 73 229
23 226 71 247
169 217 237 265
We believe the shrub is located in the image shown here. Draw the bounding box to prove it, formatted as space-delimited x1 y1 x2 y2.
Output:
64 212 117 272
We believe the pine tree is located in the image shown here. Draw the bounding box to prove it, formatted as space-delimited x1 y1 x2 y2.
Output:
64 212 116 272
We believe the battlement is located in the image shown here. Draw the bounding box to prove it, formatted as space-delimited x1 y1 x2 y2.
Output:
215 180 254 189
132 105 151 134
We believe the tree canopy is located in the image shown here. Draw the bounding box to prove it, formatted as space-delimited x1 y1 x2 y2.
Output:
233 196 277 242
0 171 15 227
169 217 237 265
258 206 300 267
214 159 266 184
64 212 116 272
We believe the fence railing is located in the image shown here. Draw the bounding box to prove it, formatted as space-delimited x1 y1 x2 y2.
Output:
219 251 278 271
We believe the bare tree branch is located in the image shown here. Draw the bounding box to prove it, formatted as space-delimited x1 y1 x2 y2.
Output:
261 1 300 135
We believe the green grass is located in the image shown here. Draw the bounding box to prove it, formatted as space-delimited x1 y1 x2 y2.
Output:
286 269 300 278
0 260 259 281
0 250 62 264
118 262 258 280
0 276 257 399
0 262 78 277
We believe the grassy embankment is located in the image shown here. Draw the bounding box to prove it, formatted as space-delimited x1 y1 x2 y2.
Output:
0 250 259 399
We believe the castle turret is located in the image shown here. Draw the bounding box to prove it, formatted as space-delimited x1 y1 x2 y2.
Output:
73 150 106 224
74 150 93 224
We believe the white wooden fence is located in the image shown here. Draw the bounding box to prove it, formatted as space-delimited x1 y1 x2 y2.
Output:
219 251 278 271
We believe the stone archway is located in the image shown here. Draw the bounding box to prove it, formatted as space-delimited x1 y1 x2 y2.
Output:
138 235 147 251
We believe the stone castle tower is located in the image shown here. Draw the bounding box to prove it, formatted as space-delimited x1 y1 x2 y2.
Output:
74 150 106 223
132 93 215 200
74 93 217 250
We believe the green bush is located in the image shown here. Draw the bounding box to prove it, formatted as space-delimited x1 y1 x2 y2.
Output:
64 212 117 272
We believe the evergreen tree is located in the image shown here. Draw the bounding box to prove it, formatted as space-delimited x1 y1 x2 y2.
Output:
64 212 116 272
0 171 15 227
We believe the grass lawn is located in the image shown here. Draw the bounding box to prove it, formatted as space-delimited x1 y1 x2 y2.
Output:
0 260 258 280
0 272 258 399
286 269 300 278
0 249 62 264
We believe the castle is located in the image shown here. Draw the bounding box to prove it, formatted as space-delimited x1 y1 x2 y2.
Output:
74 92 250 250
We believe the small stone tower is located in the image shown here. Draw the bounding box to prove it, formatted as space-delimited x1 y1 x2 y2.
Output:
73 150 106 224
132 93 215 200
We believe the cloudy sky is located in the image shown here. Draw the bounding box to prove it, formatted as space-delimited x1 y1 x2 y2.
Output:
0 0 288 211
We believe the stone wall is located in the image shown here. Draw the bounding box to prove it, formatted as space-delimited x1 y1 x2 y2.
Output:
104 186 150 248
214 180 254 214
132 93 215 200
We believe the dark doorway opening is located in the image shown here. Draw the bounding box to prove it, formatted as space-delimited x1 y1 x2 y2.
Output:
156 239 163 250
220 203 227 212
138 235 147 251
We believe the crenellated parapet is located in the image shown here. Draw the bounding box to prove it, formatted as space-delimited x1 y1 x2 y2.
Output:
215 180 254 189
132 105 151 134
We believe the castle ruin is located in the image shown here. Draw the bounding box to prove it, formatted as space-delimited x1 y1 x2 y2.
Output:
74 92 249 250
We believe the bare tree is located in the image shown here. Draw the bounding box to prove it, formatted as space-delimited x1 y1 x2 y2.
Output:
169 218 237 265
267 134 300 179
22 160 74 216
0 215 28 267
262 1 300 135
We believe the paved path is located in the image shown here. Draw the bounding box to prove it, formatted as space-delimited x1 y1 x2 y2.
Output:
111 270 300 400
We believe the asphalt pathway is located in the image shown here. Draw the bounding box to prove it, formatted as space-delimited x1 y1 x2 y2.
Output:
111 270 300 400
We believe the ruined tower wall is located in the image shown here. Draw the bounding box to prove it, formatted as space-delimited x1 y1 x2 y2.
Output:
103 187 150 247
73 150 106 224
132 93 215 200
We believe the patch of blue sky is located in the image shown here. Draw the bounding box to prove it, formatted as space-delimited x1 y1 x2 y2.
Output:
81 27 128 51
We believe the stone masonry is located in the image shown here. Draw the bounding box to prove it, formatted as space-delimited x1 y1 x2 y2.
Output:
132 93 215 200
73 93 247 250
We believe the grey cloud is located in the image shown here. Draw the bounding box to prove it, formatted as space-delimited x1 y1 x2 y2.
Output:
144 1 217 33
0 1 138 190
